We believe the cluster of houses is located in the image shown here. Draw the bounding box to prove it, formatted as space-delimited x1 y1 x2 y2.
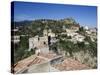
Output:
65 28 85 43
28 25 83 54
61 25 97 43
12 24 97 55
61 25 85 43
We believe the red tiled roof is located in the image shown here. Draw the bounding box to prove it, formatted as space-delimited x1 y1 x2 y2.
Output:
14 55 46 73
53 58 90 71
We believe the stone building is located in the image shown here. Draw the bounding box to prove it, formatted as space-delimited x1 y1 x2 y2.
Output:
70 25 80 31
29 35 48 50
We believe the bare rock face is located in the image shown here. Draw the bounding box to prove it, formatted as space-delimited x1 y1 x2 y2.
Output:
72 51 97 68
52 58 90 71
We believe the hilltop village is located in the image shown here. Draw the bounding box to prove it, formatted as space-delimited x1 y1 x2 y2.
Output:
11 18 97 73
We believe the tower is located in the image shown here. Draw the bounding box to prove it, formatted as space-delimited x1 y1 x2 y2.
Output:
43 29 48 36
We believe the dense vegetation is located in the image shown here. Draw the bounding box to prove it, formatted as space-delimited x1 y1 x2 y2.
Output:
13 18 79 36
13 18 79 63
12 18 97 68
50 30 97 68
14 36 35 63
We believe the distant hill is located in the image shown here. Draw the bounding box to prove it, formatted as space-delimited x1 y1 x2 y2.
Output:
12 18 80 36
12 18 80 28
11 20 33 29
